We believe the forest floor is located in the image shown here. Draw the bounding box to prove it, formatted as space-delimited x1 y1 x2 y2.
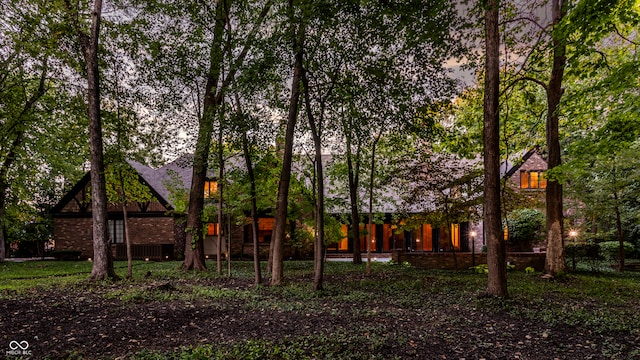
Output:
1 260 640 359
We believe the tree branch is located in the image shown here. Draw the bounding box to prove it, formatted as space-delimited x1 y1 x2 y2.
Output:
501 76 547 97
614 25 639 46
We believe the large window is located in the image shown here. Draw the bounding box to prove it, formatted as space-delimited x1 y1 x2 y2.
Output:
204 180 218 198
243 218 274 243
337 224 348 251
520 170 547 189
412 224 433 252
108 219 124 244
450 224 460 250
206 223 219 236
359 224 377 252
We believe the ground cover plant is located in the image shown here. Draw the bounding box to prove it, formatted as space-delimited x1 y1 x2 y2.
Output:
1 260 639 359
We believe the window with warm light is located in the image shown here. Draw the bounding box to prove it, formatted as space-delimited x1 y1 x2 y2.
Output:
520 170 547 189
338 224 349 251
450 224 460 250
206 223 219 236
204 180 218 198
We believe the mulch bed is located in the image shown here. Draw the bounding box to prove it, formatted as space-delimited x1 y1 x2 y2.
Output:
1 275 638 359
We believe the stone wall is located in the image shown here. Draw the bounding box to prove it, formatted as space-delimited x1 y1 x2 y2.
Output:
393 251 546 271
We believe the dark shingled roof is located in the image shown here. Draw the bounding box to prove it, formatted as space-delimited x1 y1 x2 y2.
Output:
127 154 196 209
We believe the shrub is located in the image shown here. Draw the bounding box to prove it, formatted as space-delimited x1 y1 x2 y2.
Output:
565 242 601 259
505 209 545 250
598 241 635 261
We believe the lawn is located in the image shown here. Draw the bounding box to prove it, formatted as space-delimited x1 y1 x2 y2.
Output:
1 260 639 359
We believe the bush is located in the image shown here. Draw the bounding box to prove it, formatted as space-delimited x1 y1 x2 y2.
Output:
565 242 601 260
565 242 602 272
598 241 635 261
50 250 82 261
505 208 545 251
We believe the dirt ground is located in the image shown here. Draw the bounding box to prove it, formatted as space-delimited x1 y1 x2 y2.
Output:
1 275 639 359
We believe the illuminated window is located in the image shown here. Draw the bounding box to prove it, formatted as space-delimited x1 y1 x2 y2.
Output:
359 224 376 252
206 223 219 236
338 224 349 251
450 224 460 250
520 170 546 189
258 218 274 243
204 180 218 198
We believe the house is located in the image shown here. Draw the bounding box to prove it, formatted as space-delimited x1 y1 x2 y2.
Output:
52 154 234 260
501 147 549 207
53 152 484 260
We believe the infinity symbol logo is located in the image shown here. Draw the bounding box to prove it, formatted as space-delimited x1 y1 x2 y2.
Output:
9 341 29 350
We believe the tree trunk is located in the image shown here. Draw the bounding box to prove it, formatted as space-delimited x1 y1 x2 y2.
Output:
0 137 21 262
242 132 262 284
271 8 305 286
0 61 47 263
119 171 133 279
346 137 362 264
80 0 116 281
302 72 327 291
613 191 624 271
483 0 507 297
544 0 567 276
183 0 229 271
0 203 5 262
123 202 132 279
217 127 225 274
366 133 381 276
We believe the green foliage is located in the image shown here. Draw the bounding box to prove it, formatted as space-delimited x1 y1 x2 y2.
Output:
470 263 515 274
470 263 489 274
323 216 345 247
505 209 545 245
598 241 635 261
105 163 154 207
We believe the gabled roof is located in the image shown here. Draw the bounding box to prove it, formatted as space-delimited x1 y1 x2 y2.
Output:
52 172 91 213
500 148 543 178
127 155 193 210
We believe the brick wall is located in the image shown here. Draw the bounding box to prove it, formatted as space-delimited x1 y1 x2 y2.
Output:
53 218 94 258
393 251 546 271
54 216 176 259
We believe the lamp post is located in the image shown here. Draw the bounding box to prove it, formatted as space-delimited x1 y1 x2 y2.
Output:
569 229 578 271
470 230 477 267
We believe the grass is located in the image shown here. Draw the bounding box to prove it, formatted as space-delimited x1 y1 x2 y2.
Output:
2 259 640 359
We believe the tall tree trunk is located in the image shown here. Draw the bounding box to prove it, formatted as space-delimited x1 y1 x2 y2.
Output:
302 72 327 291
0 61 47 262
613 191 624 271
483 0 507 297
0 199 6 262
544 0 567 276
184 0 270 270
240 113 262 284
366 140 380 276
119 172 133 279
271 6 305 286
346 136 362 264
0 134 23 262
79 0 116 280
183 0 229 271
366 132 381 276
217 126 225 274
